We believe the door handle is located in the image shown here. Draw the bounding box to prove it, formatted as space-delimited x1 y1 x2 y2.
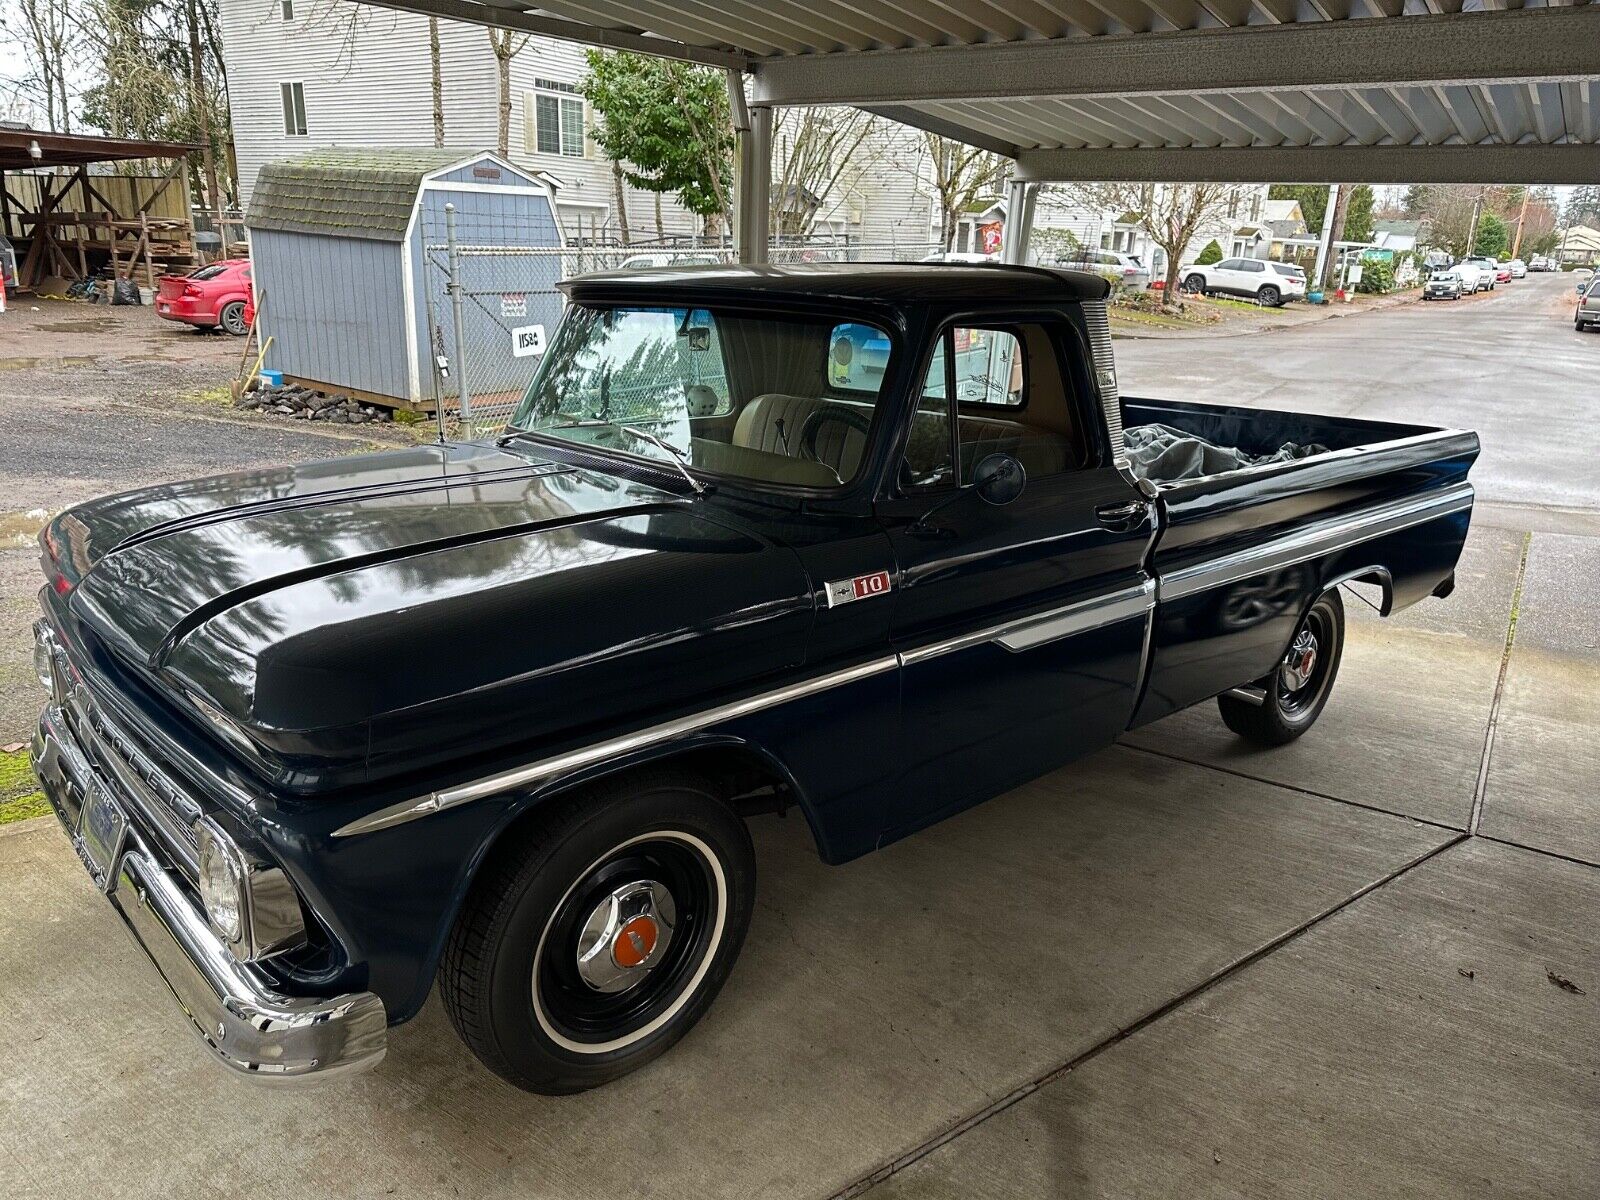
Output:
1096 500 1147 531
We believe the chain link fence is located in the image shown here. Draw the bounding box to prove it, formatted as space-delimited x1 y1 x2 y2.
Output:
420 210 941 439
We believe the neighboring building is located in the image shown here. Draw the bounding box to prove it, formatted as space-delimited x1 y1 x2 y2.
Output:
1371 219 1422 254
980 184 1274 277
1558 224 1600 263
217 0 937 250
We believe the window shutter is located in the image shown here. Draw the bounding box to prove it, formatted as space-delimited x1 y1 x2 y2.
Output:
584 101 596 158
522 92 537 155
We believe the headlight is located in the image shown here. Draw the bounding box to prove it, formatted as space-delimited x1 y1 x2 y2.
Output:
194 816 307 961
196 819 246 944
33 625 55 692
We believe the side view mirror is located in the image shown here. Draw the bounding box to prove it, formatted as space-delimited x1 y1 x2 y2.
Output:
973 452 1026 506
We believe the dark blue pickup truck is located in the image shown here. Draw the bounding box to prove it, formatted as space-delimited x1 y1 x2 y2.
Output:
31 265 1476 1092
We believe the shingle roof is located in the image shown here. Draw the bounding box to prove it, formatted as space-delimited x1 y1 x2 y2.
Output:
247 148 469 241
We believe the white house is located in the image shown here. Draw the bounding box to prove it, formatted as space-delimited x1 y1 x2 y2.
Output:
217 0 937 250
1559 224 1600 263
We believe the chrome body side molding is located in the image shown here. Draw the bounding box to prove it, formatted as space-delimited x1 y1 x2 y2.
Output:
334 655 902 838
337 581 1159 839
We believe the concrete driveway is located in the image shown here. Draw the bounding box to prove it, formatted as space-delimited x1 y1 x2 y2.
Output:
1 277 1596 1198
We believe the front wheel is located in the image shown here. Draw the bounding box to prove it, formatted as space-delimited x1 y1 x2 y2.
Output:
1182 273 1206 294
440 769 755 1093
1217 589 1344 746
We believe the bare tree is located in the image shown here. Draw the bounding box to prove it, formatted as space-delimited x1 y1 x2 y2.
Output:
1061 181 1258 300
487 27 528 157
428 16 444 148
924 134 1007 249
3 0 78 130
769 106 880 239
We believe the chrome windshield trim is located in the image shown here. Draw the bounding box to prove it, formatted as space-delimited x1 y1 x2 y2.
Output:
333 654 901 838
1160 482 1473 602
898 579 1154 667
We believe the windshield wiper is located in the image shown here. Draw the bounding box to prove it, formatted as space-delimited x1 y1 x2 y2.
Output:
620 425 708 495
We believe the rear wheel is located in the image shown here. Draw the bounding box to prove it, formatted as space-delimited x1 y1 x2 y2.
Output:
1217 589 1344 746
1258 284 1281 307
219 300 248 336
440 769 755 1093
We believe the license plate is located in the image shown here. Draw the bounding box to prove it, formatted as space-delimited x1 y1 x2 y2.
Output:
77 784 128 893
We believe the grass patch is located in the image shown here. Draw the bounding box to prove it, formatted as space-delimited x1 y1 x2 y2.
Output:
0 746 48 826
183 383 235 409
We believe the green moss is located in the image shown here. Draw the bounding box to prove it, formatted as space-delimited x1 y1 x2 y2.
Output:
0 748 48 825
0 791 49 825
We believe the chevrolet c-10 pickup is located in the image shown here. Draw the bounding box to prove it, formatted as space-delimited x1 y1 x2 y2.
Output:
31 264 1477 1092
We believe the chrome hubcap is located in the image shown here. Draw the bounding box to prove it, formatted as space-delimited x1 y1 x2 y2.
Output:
1282 629 1318 691
575 880 676 994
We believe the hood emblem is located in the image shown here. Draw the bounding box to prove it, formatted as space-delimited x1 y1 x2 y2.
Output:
826 570 892 608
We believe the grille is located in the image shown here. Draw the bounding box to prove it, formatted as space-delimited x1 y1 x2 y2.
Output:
62 683 203 878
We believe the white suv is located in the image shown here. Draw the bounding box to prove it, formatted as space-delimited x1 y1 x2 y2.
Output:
1180 257 1306 306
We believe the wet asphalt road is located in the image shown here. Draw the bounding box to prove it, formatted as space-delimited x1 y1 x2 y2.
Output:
1115 270 1597 517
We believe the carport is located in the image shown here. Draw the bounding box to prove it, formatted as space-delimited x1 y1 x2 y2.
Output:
0 127 202 292
362 1 1600 266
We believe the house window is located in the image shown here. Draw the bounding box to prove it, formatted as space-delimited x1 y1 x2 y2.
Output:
280 81 307 136
531 78 584 157
281 0 293 17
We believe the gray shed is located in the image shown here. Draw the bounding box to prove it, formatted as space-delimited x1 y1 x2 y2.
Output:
246 148 563 407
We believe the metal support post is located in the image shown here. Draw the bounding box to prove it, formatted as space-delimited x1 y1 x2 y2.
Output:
733 81 772 265
444 202 474 438
1002 177 1035 265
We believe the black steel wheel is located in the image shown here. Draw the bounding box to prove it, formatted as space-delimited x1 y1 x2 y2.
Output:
440 769 755 1093
1218 589 1345 746
219 300 248 336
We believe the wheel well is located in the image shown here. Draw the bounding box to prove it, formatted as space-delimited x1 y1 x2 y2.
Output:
1325 566 1393 616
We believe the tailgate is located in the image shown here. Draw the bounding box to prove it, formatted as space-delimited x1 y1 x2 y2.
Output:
1126 396 1478 726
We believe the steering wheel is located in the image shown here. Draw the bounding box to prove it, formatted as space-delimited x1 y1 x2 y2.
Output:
798 405 871 480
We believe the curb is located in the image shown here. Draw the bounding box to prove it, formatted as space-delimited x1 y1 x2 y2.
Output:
1111 288 1425 340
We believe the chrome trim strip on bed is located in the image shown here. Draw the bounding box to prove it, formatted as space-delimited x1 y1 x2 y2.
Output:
333 655 902 838
1160 482 1473 602
899 580 1154 666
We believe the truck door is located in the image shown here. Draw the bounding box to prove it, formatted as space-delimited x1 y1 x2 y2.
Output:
876 318 1154 843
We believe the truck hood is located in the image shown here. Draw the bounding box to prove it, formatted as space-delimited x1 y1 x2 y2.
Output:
50 443 813 791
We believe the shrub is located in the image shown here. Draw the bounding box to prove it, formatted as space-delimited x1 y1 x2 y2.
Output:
1355 255 1397 294
1195 239 1224 265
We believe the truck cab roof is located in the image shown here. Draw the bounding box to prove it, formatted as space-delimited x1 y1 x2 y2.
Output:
563 261 1113 306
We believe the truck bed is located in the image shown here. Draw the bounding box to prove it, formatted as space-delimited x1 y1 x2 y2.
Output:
1124 396 1480 726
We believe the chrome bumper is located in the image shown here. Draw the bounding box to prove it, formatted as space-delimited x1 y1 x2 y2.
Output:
32 703 387 1082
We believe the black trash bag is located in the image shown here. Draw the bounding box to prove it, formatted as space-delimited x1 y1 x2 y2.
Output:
111 278 142 306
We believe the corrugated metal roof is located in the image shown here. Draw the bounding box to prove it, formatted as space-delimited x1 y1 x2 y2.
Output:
357 2 1600 183
247 148 468 241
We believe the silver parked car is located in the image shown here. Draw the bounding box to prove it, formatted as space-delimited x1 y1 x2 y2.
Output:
1423 270 1465 301
1577 278 1600 332
1056 248 1151 290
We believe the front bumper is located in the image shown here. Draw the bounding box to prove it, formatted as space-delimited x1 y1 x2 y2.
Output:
32 702 387 1082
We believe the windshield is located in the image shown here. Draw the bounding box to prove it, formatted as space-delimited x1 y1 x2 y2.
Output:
508 304 894 490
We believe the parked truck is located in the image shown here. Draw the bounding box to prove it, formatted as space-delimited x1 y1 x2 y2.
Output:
31 264 1477 1093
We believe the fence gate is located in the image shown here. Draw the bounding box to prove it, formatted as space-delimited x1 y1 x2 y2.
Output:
422 204 565 438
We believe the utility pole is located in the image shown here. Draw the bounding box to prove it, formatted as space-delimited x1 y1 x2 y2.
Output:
1311 182 1339 293
1465 186 1486 259
185 0 224 242
1320 183 1352 292
1511 188 1531 259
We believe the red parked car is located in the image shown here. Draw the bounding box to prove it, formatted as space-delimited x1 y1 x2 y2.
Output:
1495 265 1513 284
156 258 253 336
